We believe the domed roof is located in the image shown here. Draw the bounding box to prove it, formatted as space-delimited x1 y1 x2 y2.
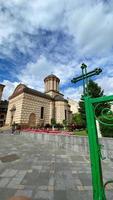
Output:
44 74 60 82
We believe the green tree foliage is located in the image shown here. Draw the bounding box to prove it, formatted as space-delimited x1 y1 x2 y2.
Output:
62 119 68 129
79 79 109 125
51 118 56 129
72 113 85 129
99 116 113 137
72 113 85 127
51 118 56 126
87 79 103 97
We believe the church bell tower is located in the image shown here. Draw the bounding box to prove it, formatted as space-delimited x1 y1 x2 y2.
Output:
44 74 61 97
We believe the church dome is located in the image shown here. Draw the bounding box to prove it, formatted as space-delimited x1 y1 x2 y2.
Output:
44 74 60 82
44 74 60 93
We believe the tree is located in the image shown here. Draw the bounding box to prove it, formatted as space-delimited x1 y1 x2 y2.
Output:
79 79 108 126
62 119 68 130
51 118 56 130
72 113 84 126
87 79 103 98
99 116 113 137
71 113 86 130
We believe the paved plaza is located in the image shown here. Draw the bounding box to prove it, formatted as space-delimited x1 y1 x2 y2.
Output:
0 132 113 200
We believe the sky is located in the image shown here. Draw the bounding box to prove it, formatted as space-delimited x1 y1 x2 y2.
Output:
0 0 113 101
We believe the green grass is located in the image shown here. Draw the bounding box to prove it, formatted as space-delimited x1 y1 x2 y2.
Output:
73 129 87 136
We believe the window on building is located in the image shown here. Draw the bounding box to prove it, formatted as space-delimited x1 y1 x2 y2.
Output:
0 114 4 119
40 107 44 119
65 110 67 120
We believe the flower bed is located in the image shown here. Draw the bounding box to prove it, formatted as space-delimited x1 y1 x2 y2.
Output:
22 128 72 136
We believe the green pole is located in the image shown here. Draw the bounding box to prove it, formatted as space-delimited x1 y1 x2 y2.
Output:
84 96 106 200
81 67 85 95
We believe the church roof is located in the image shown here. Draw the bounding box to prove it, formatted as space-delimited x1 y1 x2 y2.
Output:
9 84 53 100
44 74 60 82
23 87 53 100
0 84 5 89
9 83 68 103
54 95 68 102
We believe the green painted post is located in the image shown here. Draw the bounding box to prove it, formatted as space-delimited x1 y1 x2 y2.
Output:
84 96 106 200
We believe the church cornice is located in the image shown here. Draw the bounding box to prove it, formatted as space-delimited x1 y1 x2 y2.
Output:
45 90 64 96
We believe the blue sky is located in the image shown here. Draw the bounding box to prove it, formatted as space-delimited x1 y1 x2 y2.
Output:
0 0 113 101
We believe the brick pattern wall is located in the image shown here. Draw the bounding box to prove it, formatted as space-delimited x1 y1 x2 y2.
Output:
55 101 71 124
20 93 52 126
6 92 72 127
5 94 24 125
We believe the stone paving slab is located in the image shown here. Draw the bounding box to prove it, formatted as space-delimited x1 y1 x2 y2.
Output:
0 133 113 200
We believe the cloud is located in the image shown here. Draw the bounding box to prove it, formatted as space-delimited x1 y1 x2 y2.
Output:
0 0 113 58
2 80 18 100
63 86 83 101
66 0 113 56
17 55 81 90
17 56 52 91
96 75 113 96
1 0 113 101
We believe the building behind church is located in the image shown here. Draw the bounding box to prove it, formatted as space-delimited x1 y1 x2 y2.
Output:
0 84 8 127
68 99 79 114
5 75 72 128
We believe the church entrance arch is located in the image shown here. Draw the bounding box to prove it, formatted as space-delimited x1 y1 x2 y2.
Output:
28 113 36 127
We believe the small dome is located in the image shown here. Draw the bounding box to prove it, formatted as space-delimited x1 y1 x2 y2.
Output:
44 74 60 82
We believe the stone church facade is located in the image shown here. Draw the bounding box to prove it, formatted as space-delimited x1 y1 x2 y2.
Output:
6 75 72 128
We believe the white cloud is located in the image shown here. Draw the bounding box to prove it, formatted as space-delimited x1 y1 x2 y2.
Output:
17 55 83 89
1 0 113 100
2 80 18 100
63 86 83 101
0 0 113 57
66 1 113 56
17 56 52 91
96 76 113 96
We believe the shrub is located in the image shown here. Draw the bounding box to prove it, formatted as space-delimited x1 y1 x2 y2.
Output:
68 123 86 131
45 124 52 129
72 113 86 129
55 123 63 129
99 116 113 137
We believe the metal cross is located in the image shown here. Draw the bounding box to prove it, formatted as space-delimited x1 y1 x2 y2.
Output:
71 63 102 96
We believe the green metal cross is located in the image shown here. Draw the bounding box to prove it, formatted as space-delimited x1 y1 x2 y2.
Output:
71 63 102 96
71 64 107 200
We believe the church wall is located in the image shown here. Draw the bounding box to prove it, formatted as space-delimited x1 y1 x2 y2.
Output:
55 101 71 124
5 93 24 125
20 93 52 127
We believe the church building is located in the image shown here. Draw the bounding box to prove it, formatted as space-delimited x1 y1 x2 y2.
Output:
5 74 72 128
